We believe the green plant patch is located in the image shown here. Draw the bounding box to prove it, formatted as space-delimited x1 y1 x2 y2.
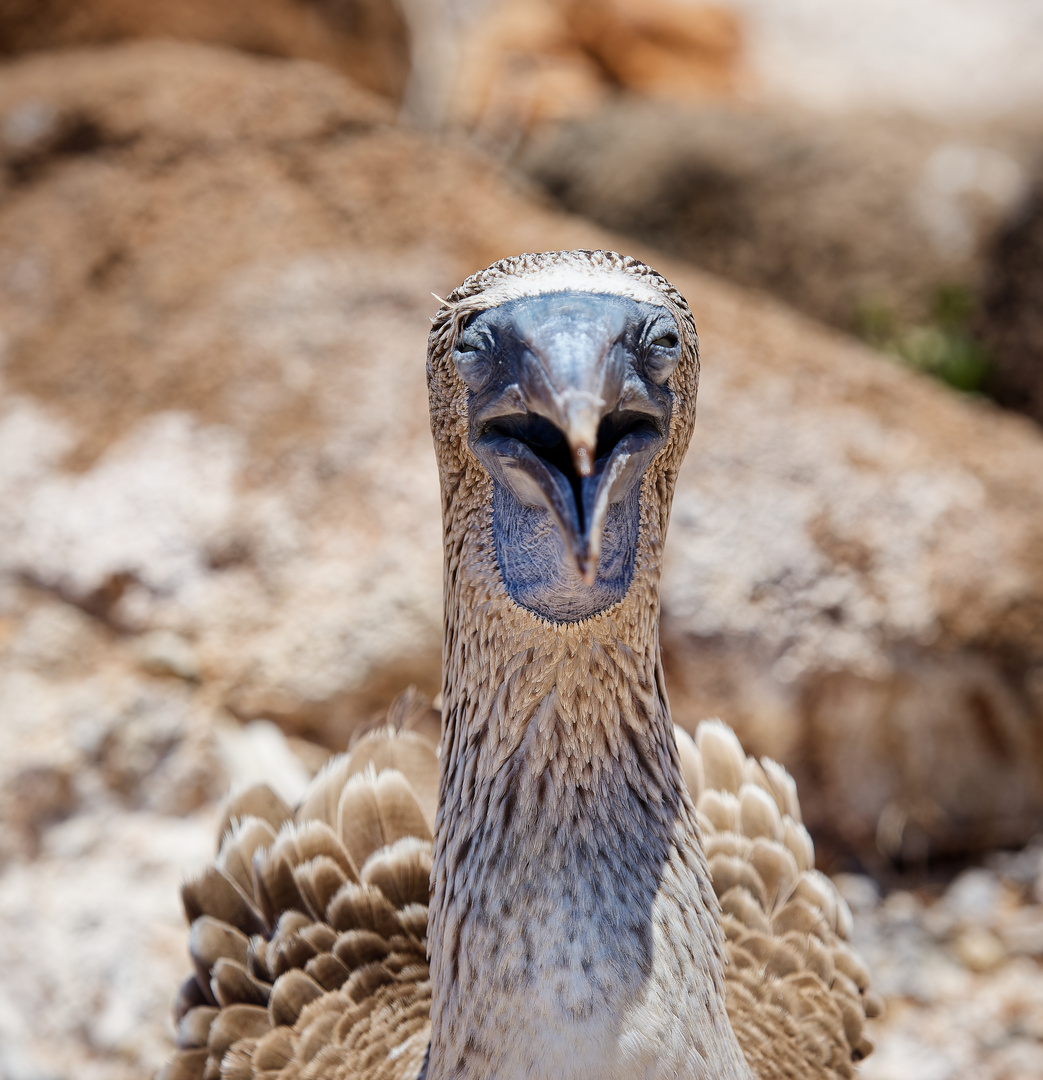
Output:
853 285 990 394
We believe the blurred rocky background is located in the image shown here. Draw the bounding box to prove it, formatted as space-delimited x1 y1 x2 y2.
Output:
2 2 1043 1079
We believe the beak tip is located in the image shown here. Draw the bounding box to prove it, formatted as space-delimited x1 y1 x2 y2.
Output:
577 557 598 586
573 443 594 479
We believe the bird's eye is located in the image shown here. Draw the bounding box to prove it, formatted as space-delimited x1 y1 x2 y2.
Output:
650 333 678 349
644 326 681 384
453 334 493 390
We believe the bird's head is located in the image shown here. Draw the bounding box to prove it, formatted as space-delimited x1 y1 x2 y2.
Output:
428 250 698 624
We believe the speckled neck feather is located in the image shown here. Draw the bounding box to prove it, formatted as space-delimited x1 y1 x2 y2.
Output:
425 251 750 1079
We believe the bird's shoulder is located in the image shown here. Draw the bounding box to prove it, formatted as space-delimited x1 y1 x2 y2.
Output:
162 692 439 1080
676 719 882 1080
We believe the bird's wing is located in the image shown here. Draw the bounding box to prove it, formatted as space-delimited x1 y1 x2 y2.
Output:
676 719 882 1080
161 696 440 1080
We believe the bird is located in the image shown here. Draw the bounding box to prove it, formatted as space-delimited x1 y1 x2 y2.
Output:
160 249 880 1080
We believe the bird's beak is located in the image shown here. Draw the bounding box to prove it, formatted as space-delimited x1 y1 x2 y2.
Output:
537 391 601 481
466 296 672 587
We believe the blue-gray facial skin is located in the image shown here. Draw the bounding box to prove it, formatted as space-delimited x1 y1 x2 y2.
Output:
453 292 680 623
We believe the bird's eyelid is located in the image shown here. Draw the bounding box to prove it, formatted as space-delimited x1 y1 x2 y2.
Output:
452 328 497 390
455 322 493 354
642 319 682 385
644 317 680 349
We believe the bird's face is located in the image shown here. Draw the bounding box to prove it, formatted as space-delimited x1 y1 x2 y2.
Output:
450 291 682 622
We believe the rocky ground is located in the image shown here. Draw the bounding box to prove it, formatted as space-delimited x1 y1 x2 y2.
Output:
4 697 1043 1080
843 856 1043 1080
2 37 1043 1080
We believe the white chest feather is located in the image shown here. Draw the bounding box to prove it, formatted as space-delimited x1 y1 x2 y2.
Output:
426 766 752 1080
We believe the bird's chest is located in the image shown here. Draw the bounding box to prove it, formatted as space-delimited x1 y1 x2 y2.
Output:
436 800 697 1080
474 837 652 1014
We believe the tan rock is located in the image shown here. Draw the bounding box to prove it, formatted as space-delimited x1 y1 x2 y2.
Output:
0 762 77 857
953 927 1007 973
565 0 744 101
134 630 200 681
520 100 1037 334
0 806 216 1080
450 0 608 142
447 0 744 143
1 42 1043 864
0 0 409 100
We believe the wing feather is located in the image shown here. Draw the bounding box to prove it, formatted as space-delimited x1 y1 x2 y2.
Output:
161 693 436 1080
678 718 878 1078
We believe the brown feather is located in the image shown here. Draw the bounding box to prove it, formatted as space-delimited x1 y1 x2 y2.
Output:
291 820 359 880
216 786 293 848
688 717 880 1078
173 973 210 1023
269 970 325 1028
252 839 307 927
218 1042 258 1080
304 952 352 992
360 837 432 909
207 1004 271 1060
212 958 271 1009
336 769 431 874
182 867 266 937
158 1047 207 1080
293 856 349 921
189 916 249 974
347 730 440 830
176 1006 219 1050
216 818 279 896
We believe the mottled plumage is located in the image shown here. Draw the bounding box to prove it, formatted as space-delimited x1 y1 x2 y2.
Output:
161 250 879 1080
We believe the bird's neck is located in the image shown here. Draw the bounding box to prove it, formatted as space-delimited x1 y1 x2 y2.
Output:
425 546 751 1080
